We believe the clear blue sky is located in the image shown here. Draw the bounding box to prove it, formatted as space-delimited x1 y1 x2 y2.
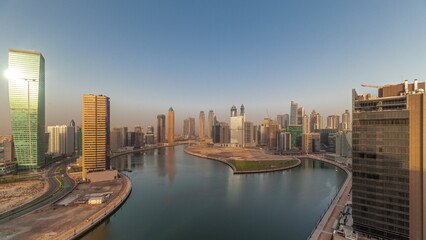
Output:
1 0 426 134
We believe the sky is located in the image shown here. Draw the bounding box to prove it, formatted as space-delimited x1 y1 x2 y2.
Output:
1 0 426 134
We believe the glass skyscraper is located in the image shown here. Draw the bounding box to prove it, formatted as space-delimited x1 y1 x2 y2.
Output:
8 49 45 171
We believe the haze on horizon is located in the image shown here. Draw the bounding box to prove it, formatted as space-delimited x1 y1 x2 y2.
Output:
1 0 426 134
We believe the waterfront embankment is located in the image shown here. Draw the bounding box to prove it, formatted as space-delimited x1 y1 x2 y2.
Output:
184 145 301 173
306 154 352 240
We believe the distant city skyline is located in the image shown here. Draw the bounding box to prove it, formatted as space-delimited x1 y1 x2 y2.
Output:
1 1 426 133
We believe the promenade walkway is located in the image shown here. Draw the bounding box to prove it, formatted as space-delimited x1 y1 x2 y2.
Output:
307 154 352 240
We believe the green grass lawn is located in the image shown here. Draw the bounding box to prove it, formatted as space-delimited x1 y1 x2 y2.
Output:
228 160 299 172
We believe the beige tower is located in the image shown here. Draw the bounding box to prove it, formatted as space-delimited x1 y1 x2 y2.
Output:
167 107 175 144
199 111 205 139
82 94 110 179
207 110 215 138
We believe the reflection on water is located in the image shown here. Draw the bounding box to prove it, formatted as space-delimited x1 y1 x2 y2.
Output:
85 146 346 240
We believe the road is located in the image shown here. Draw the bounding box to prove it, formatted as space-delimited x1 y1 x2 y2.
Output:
0 157 76 223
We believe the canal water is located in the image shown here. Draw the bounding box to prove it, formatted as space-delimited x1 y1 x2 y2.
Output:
82 145 346 240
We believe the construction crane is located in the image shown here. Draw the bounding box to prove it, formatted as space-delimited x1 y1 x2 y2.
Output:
361 84 383 88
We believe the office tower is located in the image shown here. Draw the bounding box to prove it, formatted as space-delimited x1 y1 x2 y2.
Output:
290 101 298 125
335 131 352 158
342 109 351 130
268 121 280 149
183 117 196 139
240 104 245 116
134 125 144 148
277 114 289 130
7 49 45 171
199 111 205 138
297 106 305 125
301 133 313 154
122 127 128 146
183 118 190 139
230 105 245 147
127 131 136 147
287 125 303 149
244 121 255 147
157 114 166 143
76 127 82 156
145 126 155 145
207 110 215 138
82 94 110 178
219 122 230 143
189 117 195 139
230 105 237 117
302 114 310 133
277 132 291 153
310 110 323 131
352 80 426 240
167 107 175 144
326 114 340 129
47 124 75 155
111 127 125 151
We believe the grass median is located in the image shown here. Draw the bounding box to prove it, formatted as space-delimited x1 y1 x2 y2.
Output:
228 159 299 172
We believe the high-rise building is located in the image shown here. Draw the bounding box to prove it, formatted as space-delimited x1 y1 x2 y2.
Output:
302 114 310 134
335 131 352 158
326 114 340 129
134 125 144 148
310 110 323 131
82 94 110 178
287 125 303 149
111 127 125 152
230 105 237 117
244 121 255 147
297 107 305 125
342 109 351 130
157 114 166 143
167 107 175 144
199 111 205 138
277 114 289 130
145 126 155 145
7 49 45 171
230 105 245 147
268 121 280 149
183 117 196 139
352 80 426 240
47 124 75 155
290 101 298 125
76 127 82 157
207 110 215 139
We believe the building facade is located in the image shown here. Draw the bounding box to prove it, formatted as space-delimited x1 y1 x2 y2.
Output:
167 107 175 144
207 110 215 139
8 49 46 171
82 94 110 179
157 114 166 143
352 80 426 240
199 111 205 139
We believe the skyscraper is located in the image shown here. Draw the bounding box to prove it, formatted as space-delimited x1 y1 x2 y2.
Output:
47 124 75 155
297 106 305 125
207 110 215 138
134 125 144 148
199 111 205 138
7 49 45 171
326 114 340 129
230 105 245 147
352 80 426 239
341 109 351 130
82 94 110 178
277 114 289 130
310 110 323 131
302 114 310 134
145 126 155 145
290 101 298 125
183 117 196 139
167 107 175 144
157 114 166 143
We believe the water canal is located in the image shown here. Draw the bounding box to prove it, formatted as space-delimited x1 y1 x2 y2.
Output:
82 145 346 240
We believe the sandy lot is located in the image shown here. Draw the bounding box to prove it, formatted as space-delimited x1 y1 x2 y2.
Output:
0 178 125 240
0 180 47 214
